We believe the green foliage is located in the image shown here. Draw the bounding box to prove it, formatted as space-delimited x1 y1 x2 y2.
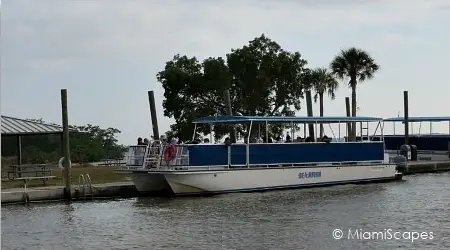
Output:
330 47 379 86
1 122 127 164
308 68 339 103
157 34 309 141
330 47 379 140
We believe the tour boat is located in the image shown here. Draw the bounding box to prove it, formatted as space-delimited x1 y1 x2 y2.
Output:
377 117 450 161
125 116 404 196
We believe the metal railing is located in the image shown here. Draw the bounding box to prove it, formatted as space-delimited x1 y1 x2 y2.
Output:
124 141 391 171
77 173 93 200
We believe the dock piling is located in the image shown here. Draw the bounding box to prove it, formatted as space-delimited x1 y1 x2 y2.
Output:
345 97 351 141
148 91 160 140
223 89 237 143
403 90 409 145
61 89 71 200
306 90 315 141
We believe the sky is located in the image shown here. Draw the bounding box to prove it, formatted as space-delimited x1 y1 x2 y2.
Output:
2 0 450 145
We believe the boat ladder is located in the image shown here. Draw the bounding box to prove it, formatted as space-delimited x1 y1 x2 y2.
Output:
77 173 93 200
143 141 162 168
361 121 370 141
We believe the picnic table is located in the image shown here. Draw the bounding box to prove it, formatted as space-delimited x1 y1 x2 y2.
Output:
99 158 126 167
7 164 54 184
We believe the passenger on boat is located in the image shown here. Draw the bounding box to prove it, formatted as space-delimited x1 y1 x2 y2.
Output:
294 136 303 142
224 137 232 145
322 135 331 143
285 134 292 143
203 138 210 143
137 137 143 145
143 138 149 145
276 136 283 143
168 137 178 145
305 136 313 142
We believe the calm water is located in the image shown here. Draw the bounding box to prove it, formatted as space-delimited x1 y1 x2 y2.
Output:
2 173 450 250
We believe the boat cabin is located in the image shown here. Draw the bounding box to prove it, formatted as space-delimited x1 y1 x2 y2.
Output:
126 116 389 169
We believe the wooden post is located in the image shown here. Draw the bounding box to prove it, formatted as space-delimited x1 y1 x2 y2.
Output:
17 136 22 165
404 90 409 145
306 90 315 141
345 97 351 141
61 89 71 200
148 91 160 141
223 89 236 143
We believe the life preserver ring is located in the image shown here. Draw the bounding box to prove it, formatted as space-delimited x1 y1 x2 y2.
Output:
58 157 72 169
164 145 177 161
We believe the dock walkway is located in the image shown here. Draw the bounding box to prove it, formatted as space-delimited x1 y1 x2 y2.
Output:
2 161 450 204
401 160 450 175
1 181 137 204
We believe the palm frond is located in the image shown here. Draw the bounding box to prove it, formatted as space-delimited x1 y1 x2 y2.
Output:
330 47 379 86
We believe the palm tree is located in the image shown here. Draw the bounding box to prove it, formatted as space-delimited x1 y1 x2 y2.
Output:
330 48 379 141
311 68 339 138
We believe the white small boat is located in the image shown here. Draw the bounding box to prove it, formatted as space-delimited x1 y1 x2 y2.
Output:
125 115 403 196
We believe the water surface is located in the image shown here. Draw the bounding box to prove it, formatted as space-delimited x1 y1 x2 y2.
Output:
2 173 450 249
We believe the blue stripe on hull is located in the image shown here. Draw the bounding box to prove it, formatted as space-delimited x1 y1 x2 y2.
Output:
174 176 399 196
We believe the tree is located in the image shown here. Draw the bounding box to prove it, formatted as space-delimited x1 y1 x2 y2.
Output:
1 121 127 164
330 48 379 141
157 34 309 141
70 125 126 162
309 68 339 137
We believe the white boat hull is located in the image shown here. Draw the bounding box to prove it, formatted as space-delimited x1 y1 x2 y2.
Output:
161 164 399 196
130 172 172 194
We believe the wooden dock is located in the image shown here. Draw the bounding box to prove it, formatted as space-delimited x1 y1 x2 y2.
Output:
1 181 139 204
399 160 450 175
3 161 450 204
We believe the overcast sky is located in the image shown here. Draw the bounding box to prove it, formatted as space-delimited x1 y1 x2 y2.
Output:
2 0 450 144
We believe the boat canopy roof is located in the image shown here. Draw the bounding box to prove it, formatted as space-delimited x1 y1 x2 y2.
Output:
193 115 383 124
384 116 450 122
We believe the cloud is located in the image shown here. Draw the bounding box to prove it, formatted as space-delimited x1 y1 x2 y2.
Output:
380 33 407 46
2 0 449 144
2 0 447 75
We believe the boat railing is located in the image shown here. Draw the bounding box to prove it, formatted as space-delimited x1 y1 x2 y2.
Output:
157 144 190 168
125 145 148 167
159 159 386 171
143 140 164 169
123 141 164 169
126 140 391 171
142 141 389 171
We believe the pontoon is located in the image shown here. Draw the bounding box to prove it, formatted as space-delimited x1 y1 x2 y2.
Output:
125 115 403 196
379 117 450 161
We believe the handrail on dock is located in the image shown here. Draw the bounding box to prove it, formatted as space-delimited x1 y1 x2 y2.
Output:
77 173 93 200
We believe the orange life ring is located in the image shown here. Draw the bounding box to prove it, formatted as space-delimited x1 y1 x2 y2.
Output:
164 145 177 161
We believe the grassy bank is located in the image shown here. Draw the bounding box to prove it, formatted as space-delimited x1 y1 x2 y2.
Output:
1 164 129 189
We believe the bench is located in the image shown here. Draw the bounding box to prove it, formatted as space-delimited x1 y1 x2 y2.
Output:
8 164 52 181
